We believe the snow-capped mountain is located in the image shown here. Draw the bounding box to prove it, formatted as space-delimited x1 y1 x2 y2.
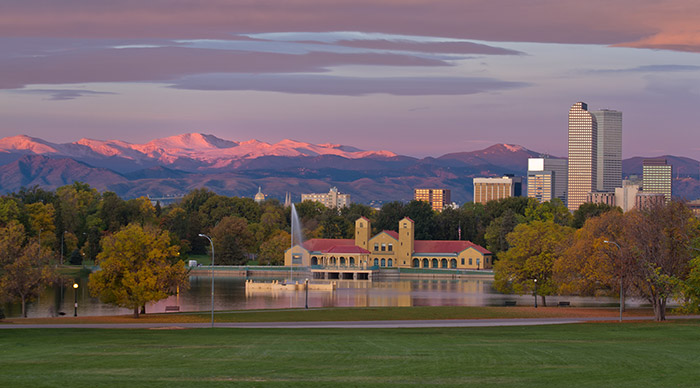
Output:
0 133 398 172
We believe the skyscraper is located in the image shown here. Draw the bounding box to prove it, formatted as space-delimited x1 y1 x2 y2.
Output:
527 157 567 204
567 102 598 211
592 109 622 191
643 158 672 203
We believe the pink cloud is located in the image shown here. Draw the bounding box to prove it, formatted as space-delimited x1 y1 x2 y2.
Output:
1 1 698 51
0 47 450 89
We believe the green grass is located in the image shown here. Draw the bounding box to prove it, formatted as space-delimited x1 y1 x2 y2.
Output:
1 321 699 387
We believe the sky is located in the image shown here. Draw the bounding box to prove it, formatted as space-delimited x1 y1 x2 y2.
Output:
1 0 699 159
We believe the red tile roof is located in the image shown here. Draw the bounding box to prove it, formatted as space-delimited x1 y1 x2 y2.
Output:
323 245 370 254
414 240 491 255
303 239 354 252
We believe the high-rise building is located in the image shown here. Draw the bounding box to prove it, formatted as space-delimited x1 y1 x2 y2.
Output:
301 186 351 208
567 102 598 211
414 188 451 212
527 157 567 204
592 109 622 192
473 176 522 204
643 158 672 203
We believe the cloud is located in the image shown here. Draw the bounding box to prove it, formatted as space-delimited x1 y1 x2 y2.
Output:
595 64 700 73
170 73 528 96
332 39 522 55
1 1 698 51
13 88 116 100
0 46 451 90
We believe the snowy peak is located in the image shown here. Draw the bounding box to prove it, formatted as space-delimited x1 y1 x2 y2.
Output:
0 133 398 170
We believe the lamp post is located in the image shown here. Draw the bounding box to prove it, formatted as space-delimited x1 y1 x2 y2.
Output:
305 278 309 309
533 278 538 308
603 240 623 323
73 283 79 317
198 233 215 328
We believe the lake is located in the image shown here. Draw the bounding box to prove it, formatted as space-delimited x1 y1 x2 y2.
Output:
1 274 634 318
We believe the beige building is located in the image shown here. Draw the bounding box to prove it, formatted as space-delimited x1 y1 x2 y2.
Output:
635 192 666 210
643 158 672 203
301 186 350 208
567 102 598 211
414 188 451 212
473 176 523 204
285 217 492 270
614 180 641 212
592 109 622 192
587 191 616 206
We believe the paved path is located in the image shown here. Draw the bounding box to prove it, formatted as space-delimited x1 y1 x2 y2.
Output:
2 315 698 329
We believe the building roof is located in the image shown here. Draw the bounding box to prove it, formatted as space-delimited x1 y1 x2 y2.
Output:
414 240 491 255
322 245 371 254
374 230 398 240
302 239 354 252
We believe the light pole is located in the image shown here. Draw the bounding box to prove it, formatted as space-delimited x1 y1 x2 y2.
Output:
198 234 215 328
533 278 538 308
73 283 79 317
305 278 309 309
603 240 623 322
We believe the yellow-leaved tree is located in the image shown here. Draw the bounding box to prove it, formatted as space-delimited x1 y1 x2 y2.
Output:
88 223 189 318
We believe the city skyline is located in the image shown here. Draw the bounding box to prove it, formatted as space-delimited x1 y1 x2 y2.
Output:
1 1 699 160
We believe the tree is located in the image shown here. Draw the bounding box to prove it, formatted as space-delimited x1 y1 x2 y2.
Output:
621 202 699 321
494 220 574 306
88 224 189 318
210 216 253 265
571 202 620 228
484 209 521 256
258 230 291 265
374 201 405 233
524 198 572 226
405 200 436 240
0 222 56 317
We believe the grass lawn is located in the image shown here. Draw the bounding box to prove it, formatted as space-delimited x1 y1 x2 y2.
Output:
1 321 698 387
5 306 656 325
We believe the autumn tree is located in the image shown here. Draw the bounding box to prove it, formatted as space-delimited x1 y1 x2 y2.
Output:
88 224 189 318
494 220 574 306
0 222 57 317
621 202 699 321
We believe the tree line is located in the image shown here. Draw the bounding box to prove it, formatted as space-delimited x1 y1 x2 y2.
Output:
2 182 698 320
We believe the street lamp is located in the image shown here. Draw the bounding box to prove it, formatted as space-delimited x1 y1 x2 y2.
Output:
533 278 538 308
603 240 624 323
198 233 215 328
73 283 79 317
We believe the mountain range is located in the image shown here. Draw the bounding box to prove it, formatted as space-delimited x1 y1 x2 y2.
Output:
1 133 698 203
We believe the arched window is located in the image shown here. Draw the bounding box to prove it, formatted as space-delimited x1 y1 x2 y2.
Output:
388 259 393 267
413 259 420 268
381 258 386 267
349 257 355 266
311 257 318 266
450 259 457 269
431 259 438 268
374 258 379 267
422 259 429 268
441 259 447 268
340 257 346 266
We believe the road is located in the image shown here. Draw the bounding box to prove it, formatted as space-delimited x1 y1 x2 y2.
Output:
2 315 698 329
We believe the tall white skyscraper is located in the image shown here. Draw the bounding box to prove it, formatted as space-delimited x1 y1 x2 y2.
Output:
527 157 567 204
592 109 622 192
567 102 597 211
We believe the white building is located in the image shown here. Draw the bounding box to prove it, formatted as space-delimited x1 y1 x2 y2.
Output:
527 157 567 204
301 187 351 208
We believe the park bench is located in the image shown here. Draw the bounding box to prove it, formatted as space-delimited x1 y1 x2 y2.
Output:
504 301 517 306
165 305 180 312
558 301 571 307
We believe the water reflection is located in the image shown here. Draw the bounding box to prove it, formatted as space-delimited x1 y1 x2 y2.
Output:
2 275 633 318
